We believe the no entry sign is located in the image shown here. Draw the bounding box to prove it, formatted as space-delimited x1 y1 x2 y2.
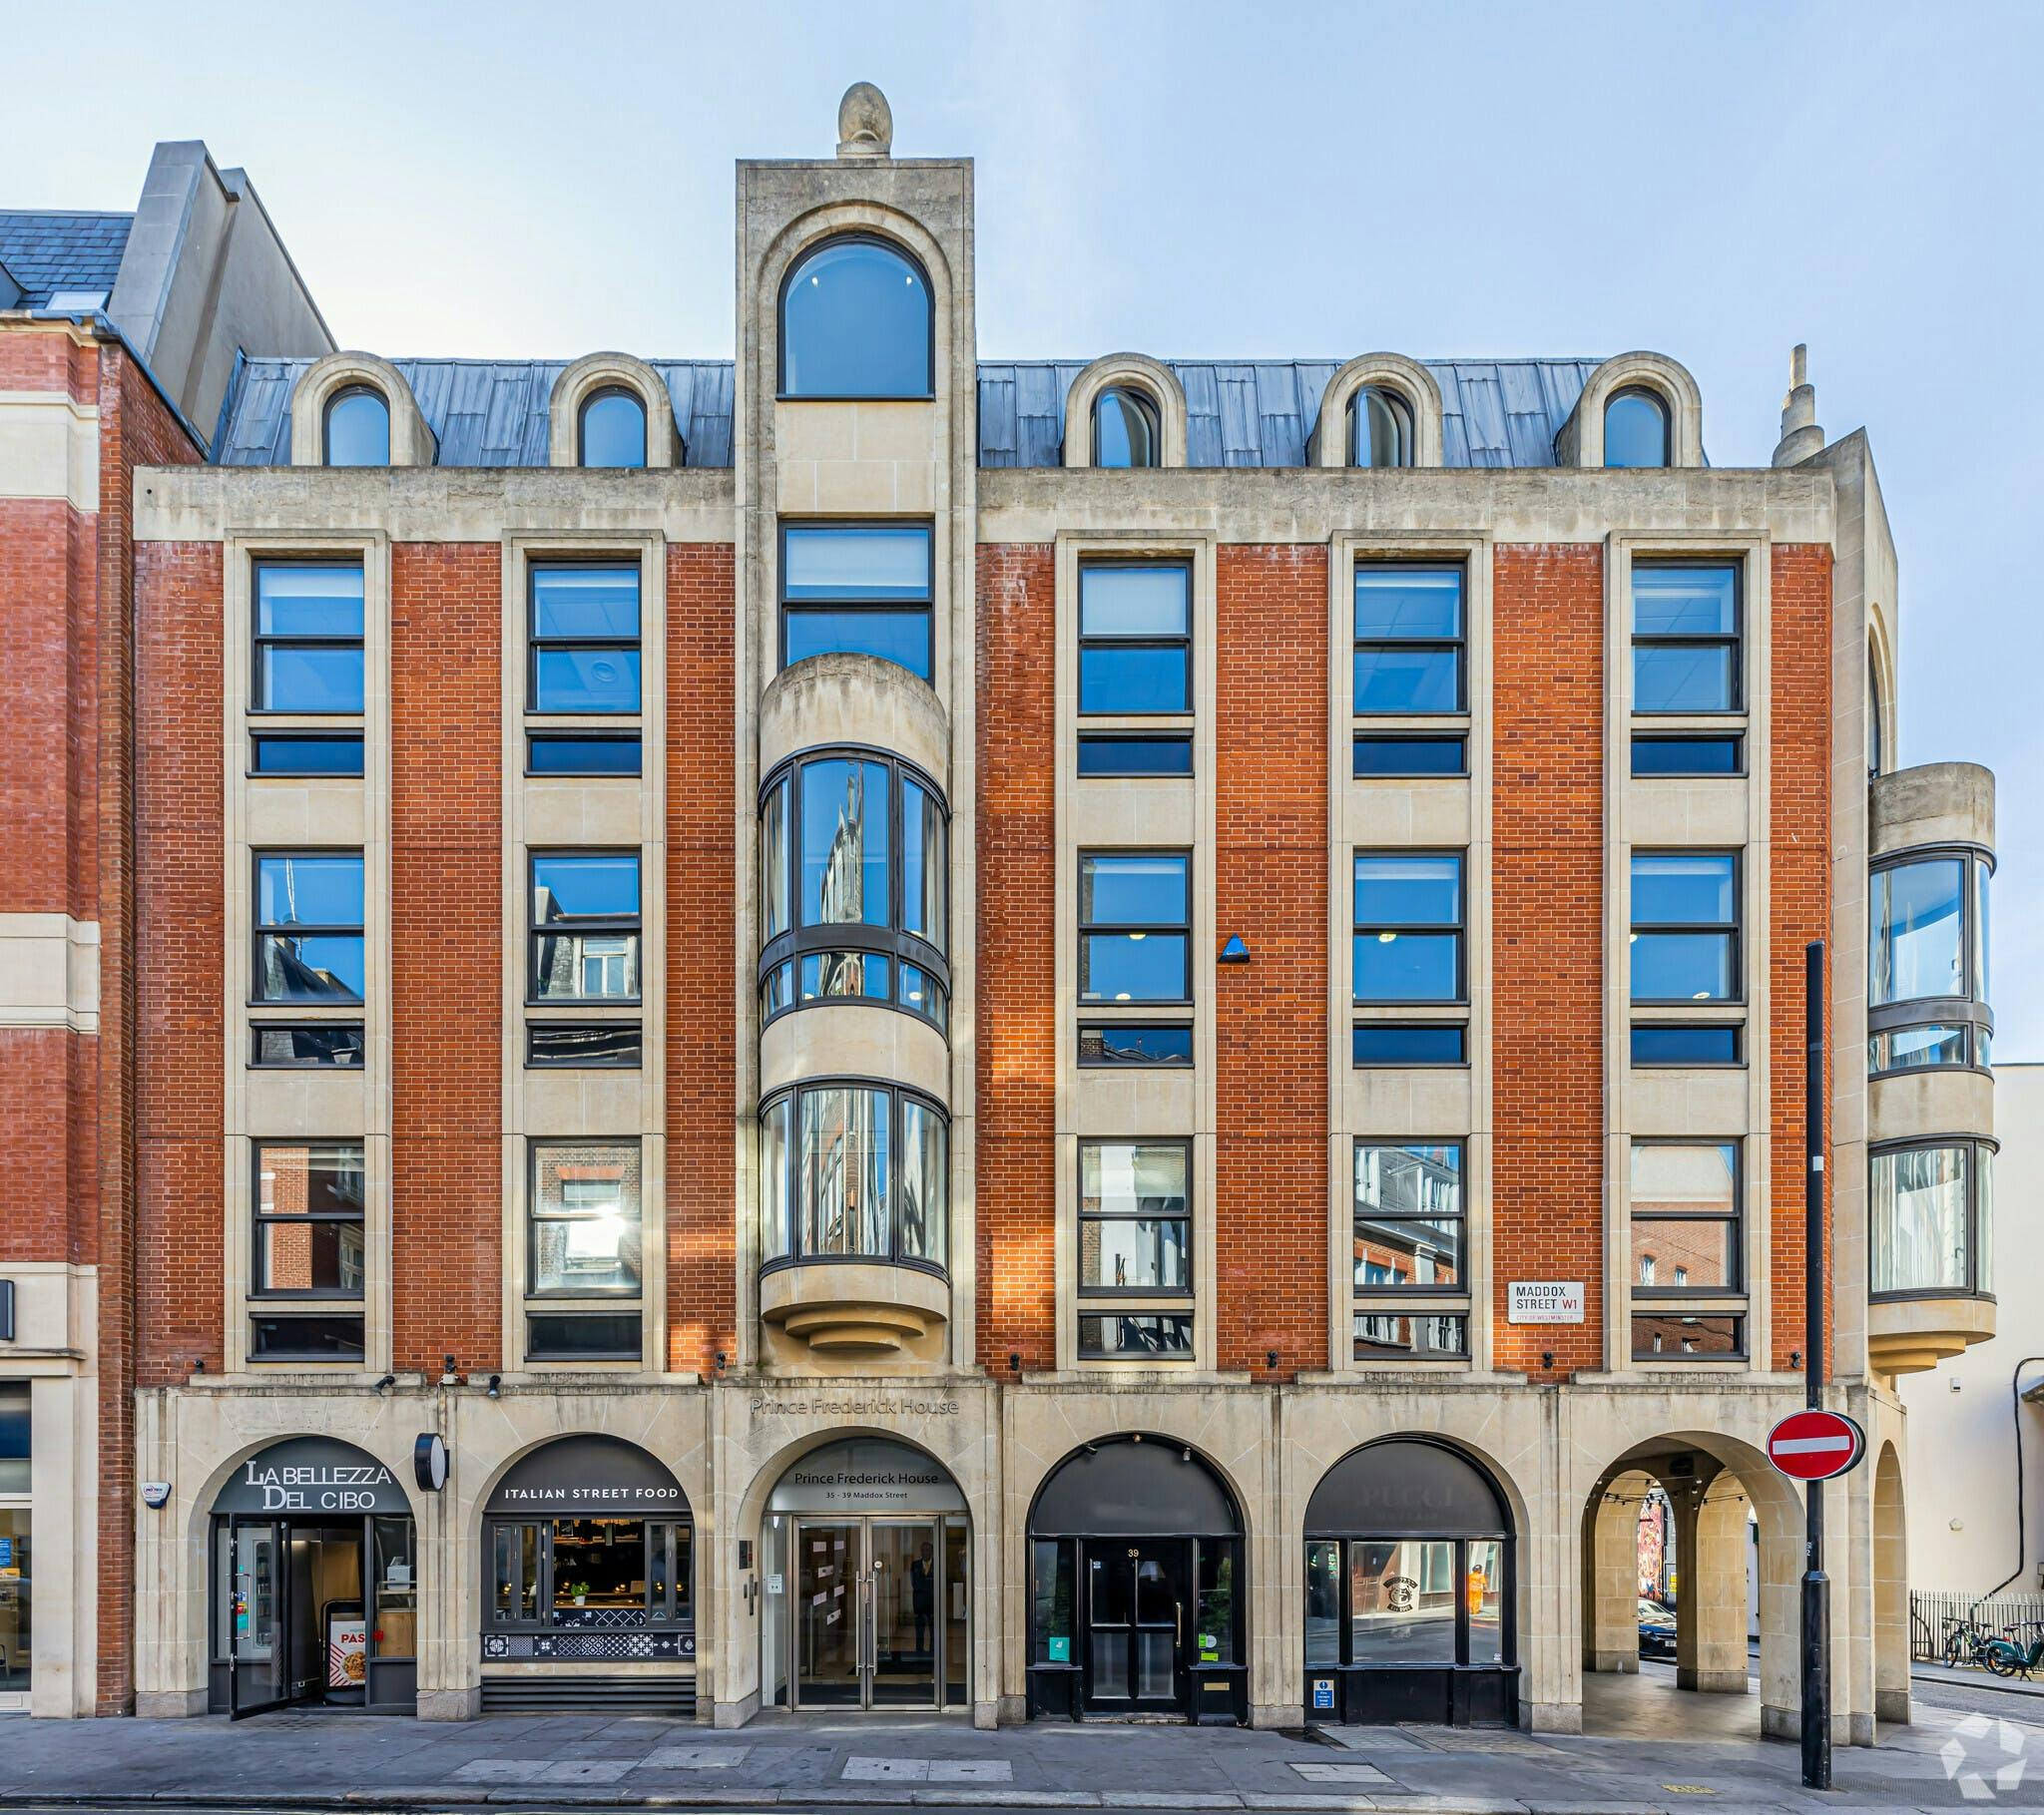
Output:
1766 1409 1866 1482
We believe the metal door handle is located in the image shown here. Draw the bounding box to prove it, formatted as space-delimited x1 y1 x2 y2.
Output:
1176 1601 1183 1647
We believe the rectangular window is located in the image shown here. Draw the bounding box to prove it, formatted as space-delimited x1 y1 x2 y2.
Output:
1630 1024 1741 1067
253 1140 366 1297
527 733 643 776
1078 734 1193 777
1079 1023 1193 1068
253 562 364 713
1079 853 1189 1004
1078 1313 1192 1359
1631 563 1741 713
780 524 933 682
529 1141 642 1297
1353 734 1466 777
1080 1141 1191 1294
1353 1142 1463 1291
1078 565 1191 715
526 1312 642 1361
1630 1141 1740 1294
1632 1313 1743 1360
251 1023 364 1069
254 852 364 1004
529 564 642 713
530 852 641 1003
1353 852 1463 1003
1631 734 1742 776
526 1023 643 1068
1352 1023 1466 1067
1352 1314 1468 1360
1353 565 1464 714
1631 852 1739 1002
249 1314 365 1362
251 732 364 776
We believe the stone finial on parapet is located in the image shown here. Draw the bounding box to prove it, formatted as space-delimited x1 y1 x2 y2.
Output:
1773 342 1825 466
836 83 893 159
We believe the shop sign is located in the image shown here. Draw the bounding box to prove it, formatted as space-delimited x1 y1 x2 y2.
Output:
327 1610 367 1688
486 1434 688 1515
767 1438 966 1514
1507 1281 1584 1324
215 1438 411 1515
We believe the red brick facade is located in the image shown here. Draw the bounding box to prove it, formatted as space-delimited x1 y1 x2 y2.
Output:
1490 543 1607 1380
665 542 738 1376
974 544 1057 1371
1768 544 1836 1371
1216 545 1329 1379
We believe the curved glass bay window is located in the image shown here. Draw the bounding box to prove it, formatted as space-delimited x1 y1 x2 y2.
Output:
1868 847 1994 1074
1871 1139 1994 1300
779 235 933 399
760 749 949 1034
760 1082 948 1272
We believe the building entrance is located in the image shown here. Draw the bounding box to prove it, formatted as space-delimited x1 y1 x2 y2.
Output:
763 1438 969 1712
209 1438 417 1717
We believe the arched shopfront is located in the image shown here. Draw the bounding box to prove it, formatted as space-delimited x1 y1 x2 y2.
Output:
207 1436 415 1716
480 1435 694 1714
1026 1435 1246 1725
1303 1439 1516 1727
760 1437 969 1711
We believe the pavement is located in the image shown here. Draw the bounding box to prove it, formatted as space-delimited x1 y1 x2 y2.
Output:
3 1671 2044 1814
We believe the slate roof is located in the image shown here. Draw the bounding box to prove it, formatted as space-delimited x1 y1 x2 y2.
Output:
214 354 1609 470
0 211 132 306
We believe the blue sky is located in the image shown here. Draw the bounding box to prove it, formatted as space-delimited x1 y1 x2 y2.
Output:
8 0 2039 1053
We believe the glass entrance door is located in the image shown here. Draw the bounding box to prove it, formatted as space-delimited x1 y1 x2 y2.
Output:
791 1518 946 1709
1083 1539 1189 1715
228 1519 289 1719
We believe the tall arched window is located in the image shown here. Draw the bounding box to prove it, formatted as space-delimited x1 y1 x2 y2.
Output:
1092 386 1159 468
1349 386 1413 468
779 235 932 399
1604 387 1670 468
578 386 648 469
323 386 390 467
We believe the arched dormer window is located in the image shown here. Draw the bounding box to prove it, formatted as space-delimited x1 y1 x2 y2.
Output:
779 235 932 399
579 386 648 469
323 386 390 467
1093 386 1160 468
1604 387 1671 468
1349 385 1414 469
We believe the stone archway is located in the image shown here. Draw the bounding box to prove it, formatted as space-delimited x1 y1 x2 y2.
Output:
1874 1442 1909 1725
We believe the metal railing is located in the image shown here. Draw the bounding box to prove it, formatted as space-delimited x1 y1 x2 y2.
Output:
1911 1588 2044 1662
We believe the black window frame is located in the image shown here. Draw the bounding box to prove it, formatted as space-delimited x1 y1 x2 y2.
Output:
249 1021 366 1070
251 848 365 1007
1628 1137 1743 1300
321 385 389 468
1868 1134 1998 1302
250 1137 367 1302
1629 1022 1743 1069
776 520 935 682
485 1514 692 1628
775 232 936 402
527 560 643 717
576 385 649 469
251 559 366 717
524 1311 643 1363
1352 849 1467 1007
1077 1136 1194 1300
1351 1138 1466 1298
1630 1312 1745 1362
249 730 365 777
249 1313 367 1363
525 1021 644 1071
1091 386 1162 469
1076 1312 1194 1360
1630 560 1743 715
1077 560 1193 724
1351 1022 1468 1069
1353 733 1468 778
1866 844 1995 1078
757 745 951 1037
758 1077 950 1277
1078 1022 1194 1069
528 848 643 1008
1078 849 1193 1007
1629 849 1741 1007
1629 733 1745 778
525 730 644 777
1352 562 1466 716
1349 1311 1471 1360
527 1137 644 1302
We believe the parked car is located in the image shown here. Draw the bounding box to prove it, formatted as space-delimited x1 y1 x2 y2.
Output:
1638 1598 1677 1659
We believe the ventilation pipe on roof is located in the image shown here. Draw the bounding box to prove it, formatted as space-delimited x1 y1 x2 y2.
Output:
1773 343 1825 466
